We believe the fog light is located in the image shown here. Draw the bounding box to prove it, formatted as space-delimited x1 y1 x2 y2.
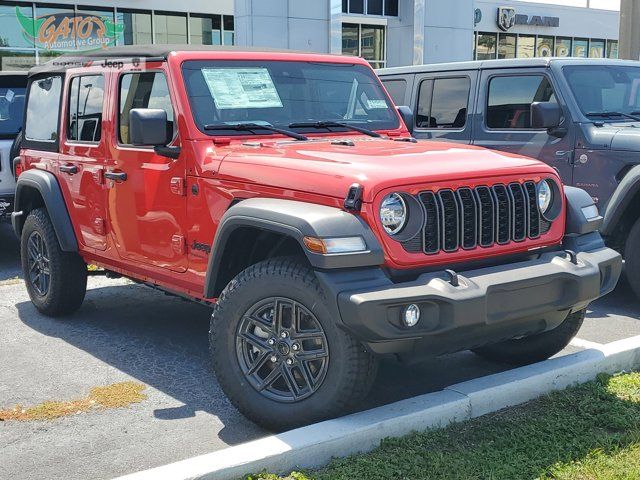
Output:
402 304 421 327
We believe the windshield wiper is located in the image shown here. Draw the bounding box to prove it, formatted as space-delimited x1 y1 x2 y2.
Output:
203 123 308 141
288 121 381 138
585 111 640 122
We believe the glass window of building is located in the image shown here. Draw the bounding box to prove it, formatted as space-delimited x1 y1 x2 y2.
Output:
0 50 35 72
0 3 35 49
34 5 76 51
68 75 104 143
382 79 406 105
342 0 398 15
117 9 152 46
487 75 557 129
76 7 117 49
537 36 554 58
607 40 619 59
573 38 589 58
361 24 385 69
517 35 535 58
190 15 222 45
367 0 383 15
120 72 174 145
476 32 496 60
555 37 572 57
498 33 516 59
385 0 399 16
25 75 62 142
349 0 365 14
223 15 235 45
154 12 187 44
589 39 605 58
342 23 386 68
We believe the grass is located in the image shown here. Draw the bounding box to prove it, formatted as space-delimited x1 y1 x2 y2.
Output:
0 381 147 421
247 372 640 480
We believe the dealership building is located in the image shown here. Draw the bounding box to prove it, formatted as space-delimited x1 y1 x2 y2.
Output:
0 0 620 71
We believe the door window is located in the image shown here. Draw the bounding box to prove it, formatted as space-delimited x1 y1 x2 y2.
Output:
487 75 557 129
416 77 470 129
119 72 174 145
25 75 62 143
67 75 104 143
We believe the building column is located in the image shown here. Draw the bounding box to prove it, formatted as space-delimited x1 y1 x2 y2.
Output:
619 0 640 60
413 0 426 65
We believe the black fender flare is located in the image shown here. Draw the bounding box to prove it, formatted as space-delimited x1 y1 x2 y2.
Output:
12 169 78 251
203 198 384 298
602 164 640 237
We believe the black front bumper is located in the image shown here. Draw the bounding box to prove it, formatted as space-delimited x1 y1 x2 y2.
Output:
0 193 14 221
317 235 621 360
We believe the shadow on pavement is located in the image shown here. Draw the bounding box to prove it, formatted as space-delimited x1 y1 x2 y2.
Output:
0 223 20 281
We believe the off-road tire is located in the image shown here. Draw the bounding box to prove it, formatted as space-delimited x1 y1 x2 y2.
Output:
21 208 87 316
210 258 378 431
472 309 586 366
624 217 640 300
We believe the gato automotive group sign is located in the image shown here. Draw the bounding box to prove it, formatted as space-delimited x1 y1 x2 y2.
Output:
16 7 124 52
497 6 560 32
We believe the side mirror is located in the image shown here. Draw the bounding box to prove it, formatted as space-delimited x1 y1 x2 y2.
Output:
531 101 562 129
397 106 414 135
129 108 170 146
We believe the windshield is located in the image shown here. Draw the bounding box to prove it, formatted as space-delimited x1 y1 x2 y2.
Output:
564 65 640 120
0 75 26 139
181 60 399 135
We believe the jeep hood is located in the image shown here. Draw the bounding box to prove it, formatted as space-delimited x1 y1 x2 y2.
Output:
582 122 640 151
218 137 553 202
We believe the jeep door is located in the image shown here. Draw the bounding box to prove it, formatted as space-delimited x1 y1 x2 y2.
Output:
473 68 575 183
57 73 108 250
409 71 477 143
106 69 187 273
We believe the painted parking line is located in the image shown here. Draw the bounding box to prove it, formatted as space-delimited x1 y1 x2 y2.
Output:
569 337 605 350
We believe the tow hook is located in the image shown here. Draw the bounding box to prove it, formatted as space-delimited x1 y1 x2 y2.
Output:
564 250 579 265
445 269 460 287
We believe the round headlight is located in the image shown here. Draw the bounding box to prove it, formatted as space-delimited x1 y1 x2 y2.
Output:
537 180 553 215
380 193 407 235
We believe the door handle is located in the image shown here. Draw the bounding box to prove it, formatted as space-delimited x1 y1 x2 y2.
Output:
104 171 127 182
60 164 78 175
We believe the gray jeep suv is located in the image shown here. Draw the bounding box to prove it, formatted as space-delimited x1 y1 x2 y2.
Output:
379 58 640 299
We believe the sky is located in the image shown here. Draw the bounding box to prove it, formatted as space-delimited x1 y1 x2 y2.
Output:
518 0 620 10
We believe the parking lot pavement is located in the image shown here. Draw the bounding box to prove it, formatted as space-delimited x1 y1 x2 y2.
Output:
1 221 640 480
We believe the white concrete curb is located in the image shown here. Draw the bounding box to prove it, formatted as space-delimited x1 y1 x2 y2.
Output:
114 335 640 480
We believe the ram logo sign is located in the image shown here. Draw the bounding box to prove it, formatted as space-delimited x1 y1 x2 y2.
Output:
497 7 516 32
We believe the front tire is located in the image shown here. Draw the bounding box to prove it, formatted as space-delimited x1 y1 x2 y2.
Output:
21 208 87 316
472 309 585 366
210 258 378 431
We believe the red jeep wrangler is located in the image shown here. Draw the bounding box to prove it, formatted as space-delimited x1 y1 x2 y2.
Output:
13 46 621 430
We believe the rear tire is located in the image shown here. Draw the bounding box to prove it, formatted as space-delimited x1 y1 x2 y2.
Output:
21 208 87 316
472 309 585 366
624 217 640 300
210 258 378 432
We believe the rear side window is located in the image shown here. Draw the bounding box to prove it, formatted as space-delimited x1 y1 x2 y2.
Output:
382 79 407 105
119 72 174 145
487 75 557 129
25 76 62 143
416 77 470 129
67 75 104 143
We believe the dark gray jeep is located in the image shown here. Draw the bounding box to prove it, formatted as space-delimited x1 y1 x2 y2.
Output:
379 58 640 299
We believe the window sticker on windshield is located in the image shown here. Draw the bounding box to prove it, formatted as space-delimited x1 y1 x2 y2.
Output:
201 68 283 110
5 89 14 103
367 99 387 109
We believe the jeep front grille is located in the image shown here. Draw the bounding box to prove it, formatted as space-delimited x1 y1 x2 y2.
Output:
406 181 547 255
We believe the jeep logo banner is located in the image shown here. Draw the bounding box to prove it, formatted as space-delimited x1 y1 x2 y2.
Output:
16 7 123 52
496 7 560 31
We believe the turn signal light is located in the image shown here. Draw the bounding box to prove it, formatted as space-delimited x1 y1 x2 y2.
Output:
303 236 366 254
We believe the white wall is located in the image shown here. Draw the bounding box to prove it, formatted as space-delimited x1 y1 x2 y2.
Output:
36 0 235 14
422 0 475 63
